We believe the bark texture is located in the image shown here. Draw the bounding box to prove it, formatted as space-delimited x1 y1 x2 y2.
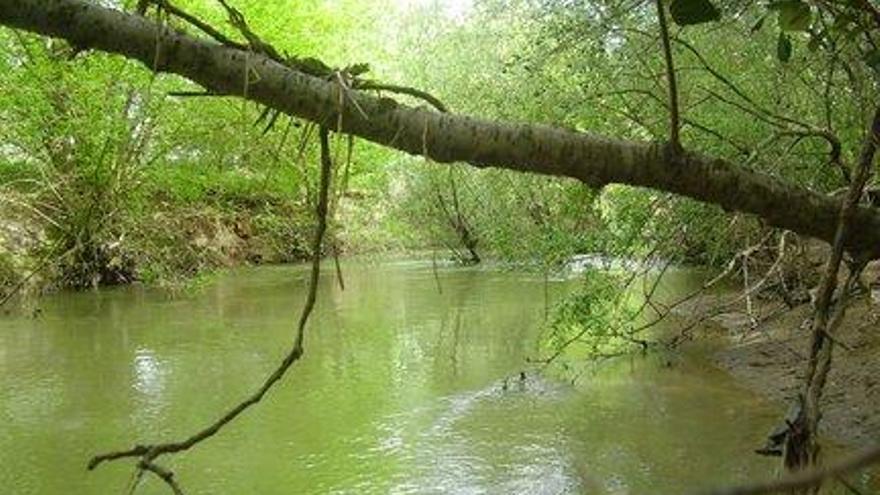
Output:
2 0 880 257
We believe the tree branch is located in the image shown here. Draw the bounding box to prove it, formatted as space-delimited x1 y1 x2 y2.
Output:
356 81 448 113
146 0 247 51
654 0 681 151
88 126 335 486
2 0 880 258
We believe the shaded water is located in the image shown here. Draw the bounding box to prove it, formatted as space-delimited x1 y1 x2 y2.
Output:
1 260 784 494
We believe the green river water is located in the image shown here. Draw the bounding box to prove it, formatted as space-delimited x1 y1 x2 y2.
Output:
1 259 789 494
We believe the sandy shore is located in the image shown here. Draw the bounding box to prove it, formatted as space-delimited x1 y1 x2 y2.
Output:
681 292 880 448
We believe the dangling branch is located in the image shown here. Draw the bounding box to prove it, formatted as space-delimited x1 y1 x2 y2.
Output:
139 0 247 51
87 125 335 492
431 249 443 294
356 81 448 113
332 243 345 291
138 461 184 495
782 106 880 479
654 0 681 152
327 133 351 292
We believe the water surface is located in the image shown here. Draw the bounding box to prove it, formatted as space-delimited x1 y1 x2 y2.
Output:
1 260 783 494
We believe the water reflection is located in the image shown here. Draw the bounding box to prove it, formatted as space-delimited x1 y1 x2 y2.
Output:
129 348 169 428
132 349 165 397
0 260 784 494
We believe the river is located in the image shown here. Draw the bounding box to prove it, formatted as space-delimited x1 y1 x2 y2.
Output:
1 259 785 494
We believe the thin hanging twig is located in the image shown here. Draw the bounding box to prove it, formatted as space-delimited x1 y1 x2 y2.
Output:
431 249 443 294
333 243 345 291
654 0 681 151
88 126 336 493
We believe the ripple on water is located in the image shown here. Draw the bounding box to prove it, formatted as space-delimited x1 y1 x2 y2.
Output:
370 373 583 494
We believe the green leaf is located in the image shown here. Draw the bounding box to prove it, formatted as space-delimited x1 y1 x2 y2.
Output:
669 0 721 26
777 32 793 62
831 13 853 33
751 14 767 34
768 0 812 32
865 49 880 72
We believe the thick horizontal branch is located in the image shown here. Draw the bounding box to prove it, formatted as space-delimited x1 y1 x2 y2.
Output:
3 0 880 257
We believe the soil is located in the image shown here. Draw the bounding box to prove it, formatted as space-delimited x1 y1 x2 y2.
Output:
684 290 880 448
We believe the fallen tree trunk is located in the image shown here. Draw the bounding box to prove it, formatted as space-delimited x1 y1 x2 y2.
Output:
3 0 880 258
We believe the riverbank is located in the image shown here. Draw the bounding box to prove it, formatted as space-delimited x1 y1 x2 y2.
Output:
0 198 311 296
0 155 406 300
683 290 880 448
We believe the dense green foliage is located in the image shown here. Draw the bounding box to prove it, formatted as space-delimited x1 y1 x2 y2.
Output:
389 0 876 272
1 3 878 489
0 0 877 307
0 1 384 292
541 268 639 364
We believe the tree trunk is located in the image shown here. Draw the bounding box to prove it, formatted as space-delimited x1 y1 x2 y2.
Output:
3 0 880 258
783 108 879 491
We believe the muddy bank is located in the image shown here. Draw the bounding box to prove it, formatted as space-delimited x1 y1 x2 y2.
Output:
684 292 880 448
0 199 311 298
